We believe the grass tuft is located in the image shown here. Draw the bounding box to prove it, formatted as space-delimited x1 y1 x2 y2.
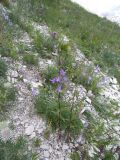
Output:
0 137 33 160
35 89 82 137
0 60 7 78
23 53 38 66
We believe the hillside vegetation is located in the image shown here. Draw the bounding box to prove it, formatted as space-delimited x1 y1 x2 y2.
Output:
0 0 120 159
10 0 120 83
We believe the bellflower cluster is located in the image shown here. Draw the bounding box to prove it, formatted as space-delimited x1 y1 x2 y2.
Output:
50 68 67 93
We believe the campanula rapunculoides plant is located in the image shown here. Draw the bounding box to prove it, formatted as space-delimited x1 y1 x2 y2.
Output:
50 68 68 139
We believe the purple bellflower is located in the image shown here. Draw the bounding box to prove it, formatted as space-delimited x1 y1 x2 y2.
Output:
60 68 66 76
56 85 62 93
50 68 67 93
50 77 57 84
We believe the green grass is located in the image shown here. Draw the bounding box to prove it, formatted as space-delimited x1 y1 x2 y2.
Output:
72 62 101 95
70 151 80 160
33 32 56 58
0 59 16 120
0 15 17 59
0 137 33 160
0 83 16 113
5 1 120 158
11 0 120 83
0 0 9 7
23 54 38 66
58 41 75 74
0 60 7 78
33 138 41 147
35 89 82 137
42 65 58 84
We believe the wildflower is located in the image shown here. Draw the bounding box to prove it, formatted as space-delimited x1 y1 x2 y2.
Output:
50 77 57 84
56 85 62 93
56 76 60 82
50 68 67 93
60 68 65 76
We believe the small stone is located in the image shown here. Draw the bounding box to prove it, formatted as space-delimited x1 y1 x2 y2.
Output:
31 81 43 88
11 71 18 78
44 151 49 158
4 82 11 88
112 85 118 90
85 97 91 104
110 78 117 84
49 147 53 153
30 132 36 139
28 146 32 151
87 90 93 97
38 128 43 134
41 144 49 150
77 135 85 144
18 97 24 101
81 107 92 114
25 125 34 136
52 52 57 56
7 76 11 82
11 78 17 83
63 144 69 150
46 60 54 65
23 79 29 83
